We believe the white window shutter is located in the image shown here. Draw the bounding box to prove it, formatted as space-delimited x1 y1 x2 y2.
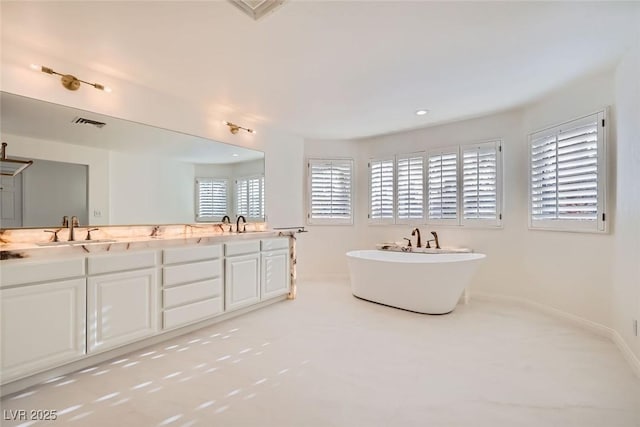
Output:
396 154 424 222
427 150 458 224
196 178 228 221
529 111 605 232
369 158 394 223
236 175 264 221
308 159 353 225
462 141 501 226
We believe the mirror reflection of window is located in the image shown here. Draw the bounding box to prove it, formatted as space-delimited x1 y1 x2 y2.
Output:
235 175 265 221
195 178 229 222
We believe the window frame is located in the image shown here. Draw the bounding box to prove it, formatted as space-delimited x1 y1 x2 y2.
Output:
527 110 607 233
368 156 396 225
307 158 354 226
461 140 503 228
195 177 229 223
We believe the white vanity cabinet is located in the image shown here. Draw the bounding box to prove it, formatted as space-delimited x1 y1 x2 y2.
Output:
86 251 159 353
225 240 261 311
0 258 86 383
162 244 223 330
261 238 291 300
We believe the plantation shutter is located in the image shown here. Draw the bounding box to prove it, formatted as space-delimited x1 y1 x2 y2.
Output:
236 176 264 220
530 112 605 231
235 179 248 216
308 159 353 224
369 158 394 222
427 150 458 223
397 154 424 221
196 178 228 221
462 141 501 225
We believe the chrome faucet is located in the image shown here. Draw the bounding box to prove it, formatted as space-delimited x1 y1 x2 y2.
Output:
411 228 422 248
236 215 246 233
68 216 79 241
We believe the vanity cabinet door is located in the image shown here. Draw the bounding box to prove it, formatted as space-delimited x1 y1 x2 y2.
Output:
261 249 290 300
0 279 86 384
87 269 158 353
225 253 260 311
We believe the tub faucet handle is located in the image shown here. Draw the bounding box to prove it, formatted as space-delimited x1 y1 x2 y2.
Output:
403 237 412 248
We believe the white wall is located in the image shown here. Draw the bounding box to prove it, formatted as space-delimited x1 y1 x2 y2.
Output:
521 68 615 327
297 139 361 279
612 40 640 359
22 159 88 227
1 45 305 230
109 152 195 225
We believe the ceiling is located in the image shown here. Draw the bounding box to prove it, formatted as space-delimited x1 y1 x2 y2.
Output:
1 1 638 140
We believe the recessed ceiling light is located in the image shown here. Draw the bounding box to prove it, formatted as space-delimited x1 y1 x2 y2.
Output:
232 153 240 157
415 109 429 116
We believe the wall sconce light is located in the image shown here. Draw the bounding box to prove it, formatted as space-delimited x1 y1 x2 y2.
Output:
223 121 256 135
30 64 112 92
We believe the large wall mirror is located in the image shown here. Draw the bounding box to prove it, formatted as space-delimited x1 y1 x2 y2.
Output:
0 91 265 229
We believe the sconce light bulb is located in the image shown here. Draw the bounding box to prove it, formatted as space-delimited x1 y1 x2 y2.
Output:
104 86 112 93
30 64 41 71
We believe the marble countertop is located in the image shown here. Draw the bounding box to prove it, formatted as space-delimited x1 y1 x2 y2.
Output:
0 223 295 260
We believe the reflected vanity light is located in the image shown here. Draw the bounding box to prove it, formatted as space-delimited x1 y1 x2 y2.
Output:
30 64 112 92
223 121 256 135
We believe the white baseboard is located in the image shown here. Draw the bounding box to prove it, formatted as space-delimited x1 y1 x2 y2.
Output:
473 292 640 378
612 330 640 379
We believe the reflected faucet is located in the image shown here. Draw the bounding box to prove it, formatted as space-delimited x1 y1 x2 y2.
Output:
68 216 79 241
411 228 422 248
236 215 246 233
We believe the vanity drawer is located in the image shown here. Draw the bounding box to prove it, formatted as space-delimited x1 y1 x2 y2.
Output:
1 257 86 287
163 244 222 265
225 240 260 256
88 251 157 275
261 238 289 251
163 259 221 287
163 297 223 330
163 278 222 309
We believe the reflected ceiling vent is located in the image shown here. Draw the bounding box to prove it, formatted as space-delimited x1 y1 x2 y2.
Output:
72 117 106 129
228 0 286 20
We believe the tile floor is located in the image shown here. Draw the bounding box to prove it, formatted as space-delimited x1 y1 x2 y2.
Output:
1 280 639 427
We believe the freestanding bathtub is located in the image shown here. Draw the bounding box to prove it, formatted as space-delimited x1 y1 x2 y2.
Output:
346 250 486 314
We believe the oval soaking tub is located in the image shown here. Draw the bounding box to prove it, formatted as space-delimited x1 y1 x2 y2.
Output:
346 250 486 314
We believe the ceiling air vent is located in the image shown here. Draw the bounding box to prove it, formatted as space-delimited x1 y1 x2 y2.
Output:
72 117 106 128
228 0 286 20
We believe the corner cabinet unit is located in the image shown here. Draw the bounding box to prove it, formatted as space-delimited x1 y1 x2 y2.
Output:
162 244 224 330
86 251 159 354
225 240 261 311
0 258 86 384
261 238 291 300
